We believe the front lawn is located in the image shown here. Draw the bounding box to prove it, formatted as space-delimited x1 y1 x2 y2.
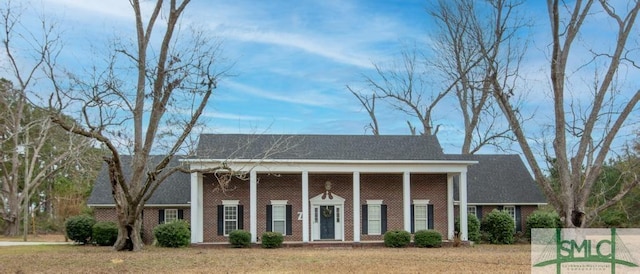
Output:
0 243 531 273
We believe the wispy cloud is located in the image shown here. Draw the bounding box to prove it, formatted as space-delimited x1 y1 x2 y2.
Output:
223 80 340 108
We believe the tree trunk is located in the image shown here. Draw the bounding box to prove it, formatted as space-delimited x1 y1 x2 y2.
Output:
3 195 22 236
113 214 143 251
3 218 19 236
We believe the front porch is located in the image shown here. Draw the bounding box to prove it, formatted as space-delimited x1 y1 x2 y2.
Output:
187 159 476 244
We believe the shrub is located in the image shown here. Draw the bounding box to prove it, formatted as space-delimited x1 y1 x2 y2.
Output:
525 210 561 239
261 232 283 248
153 220 190 248
384 230 411 248
413 230 442 248
481 209 515 244
92 221 118 246
65 215 96 244
455 214 481 242
229 230 251 248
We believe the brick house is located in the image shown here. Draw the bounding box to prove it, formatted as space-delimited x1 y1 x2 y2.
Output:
88 134 546 244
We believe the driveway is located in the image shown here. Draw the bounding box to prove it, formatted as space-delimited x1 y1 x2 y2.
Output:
0 241 73 246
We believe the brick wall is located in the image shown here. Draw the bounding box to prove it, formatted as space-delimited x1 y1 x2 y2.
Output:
202 172 449 243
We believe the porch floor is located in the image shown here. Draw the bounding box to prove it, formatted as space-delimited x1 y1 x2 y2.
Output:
191 240 471 249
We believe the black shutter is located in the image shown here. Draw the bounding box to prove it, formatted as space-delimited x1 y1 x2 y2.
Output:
158 209 165 224
177 209 184 220
266 205 272 232
427 204 434 230
286 205 292 235
238 205 244 230
497 205 504 211
410 205 415 233
217 205 224 235
381 205 388 233
361 205 368 235
476 206 483 221
515 206 522 232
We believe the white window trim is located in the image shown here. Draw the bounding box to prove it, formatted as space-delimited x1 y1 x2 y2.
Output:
365 200 383 235
503 205 516 228
222 200 239 236
413 199 430 205
413 201 430 231
164 208 178 223
222 200 239 206
271 200 288 235
467 206 477 218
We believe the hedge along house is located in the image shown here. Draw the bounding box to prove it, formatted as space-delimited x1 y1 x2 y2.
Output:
186 134 479 244
87 134 546 244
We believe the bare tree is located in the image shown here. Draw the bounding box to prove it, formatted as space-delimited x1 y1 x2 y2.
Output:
351 49 448 136
490 0 640 227
0 2 90 239
346 86 379 135
49 0 226 251
429 0 525 154
349 1 523 154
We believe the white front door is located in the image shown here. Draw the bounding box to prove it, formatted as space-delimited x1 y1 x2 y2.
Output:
310 193 345 241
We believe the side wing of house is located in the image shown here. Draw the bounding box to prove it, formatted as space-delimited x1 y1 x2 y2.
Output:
87 156 191 244
453 154 547 234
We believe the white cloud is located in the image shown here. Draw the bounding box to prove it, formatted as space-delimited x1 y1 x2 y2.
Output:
223 80 340 108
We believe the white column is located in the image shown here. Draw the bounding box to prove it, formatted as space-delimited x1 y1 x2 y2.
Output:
403 172 411 232
250 170 257 243
190 172 203 243
447 174 454 240
302 171 309 243
352 172 361 242
459 171 469 241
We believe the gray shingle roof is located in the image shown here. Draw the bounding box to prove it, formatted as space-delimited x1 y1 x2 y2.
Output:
454 154 547 204
196 134 445 160
88 135 546 206
87 156 190 205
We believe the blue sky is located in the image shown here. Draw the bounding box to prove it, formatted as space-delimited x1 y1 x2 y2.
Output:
8 0 638 156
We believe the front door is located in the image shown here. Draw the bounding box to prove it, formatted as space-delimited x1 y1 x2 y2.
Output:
320 205 335 239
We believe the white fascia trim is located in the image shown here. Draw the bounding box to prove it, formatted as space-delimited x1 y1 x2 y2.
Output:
184 158 477 165
185 159 478 173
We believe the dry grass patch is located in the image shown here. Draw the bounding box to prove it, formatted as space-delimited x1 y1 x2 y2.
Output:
0 244 531 273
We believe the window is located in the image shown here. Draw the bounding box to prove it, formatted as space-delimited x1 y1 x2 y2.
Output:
412 199 432 232
217 200 243 236
365 200 383 235
502 206 516 228
368 205 381 235
224 205 237 235
467 206 477 218
272 205 286 234
414 205 428 231
267 200 291 235
164 209 178 223
158 209 183 224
